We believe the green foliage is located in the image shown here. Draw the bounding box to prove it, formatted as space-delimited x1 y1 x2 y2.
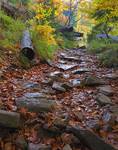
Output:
87 0 118 68
99 47 118 67
0 11 25 51
87 39 109 53
31 30 58 61
61 37 78 49
55 31 79 49
87 39 118 67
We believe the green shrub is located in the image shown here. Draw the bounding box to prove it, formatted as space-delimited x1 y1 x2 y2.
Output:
62 37 78 49
0 10 27 67
87 39 108 54
87 38 118 67
31 30 58 61
55 32 79 49
98 44 118 67
0 11 25 51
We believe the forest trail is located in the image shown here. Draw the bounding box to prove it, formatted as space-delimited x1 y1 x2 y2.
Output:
0 48 118 150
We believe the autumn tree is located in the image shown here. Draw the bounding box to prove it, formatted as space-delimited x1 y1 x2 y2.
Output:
29 0 62 60
91 0 118 36
76 0 94 34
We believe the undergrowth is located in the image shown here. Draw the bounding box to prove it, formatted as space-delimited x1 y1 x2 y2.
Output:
55 32 79 49
87 39 118 67
0 11 25 51
31 27 58 62
0 11 26 66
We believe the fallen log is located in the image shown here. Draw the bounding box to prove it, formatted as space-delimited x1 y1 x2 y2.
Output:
1 1 28 18
66 126 116 150
20 30 35 60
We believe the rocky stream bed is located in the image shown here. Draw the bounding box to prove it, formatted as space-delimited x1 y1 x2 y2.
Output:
0 48 118 150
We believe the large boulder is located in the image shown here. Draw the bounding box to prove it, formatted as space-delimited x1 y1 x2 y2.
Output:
52 82 66 92
0 110 21 128
67 126 116 150
96 93 112 106
97 86 114 96
81 76 105 86
16 97 56 112
52 81 73 92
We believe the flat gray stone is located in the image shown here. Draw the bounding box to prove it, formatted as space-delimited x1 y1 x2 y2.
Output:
104 73 118 80
81 76 105 86
48 71 63 81
52 82 66 92
70 79 81 87
41 87 56 95
42 78 53 85
96 93 112 106
24 92 47 99
0 110 21 128
110 105 118 115
63 74 70 79
72 68 91 74
46 59 54 67
63 56 79 61
98 86 113 96
62 82 73 89
56 64 78 71
58 60 67 64
23 82 39 89
16 97 56 112
60 53 79 61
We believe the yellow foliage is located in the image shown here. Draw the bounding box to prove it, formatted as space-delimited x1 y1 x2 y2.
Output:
34 24 56 45
92 0 118 22
32 3 52 21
